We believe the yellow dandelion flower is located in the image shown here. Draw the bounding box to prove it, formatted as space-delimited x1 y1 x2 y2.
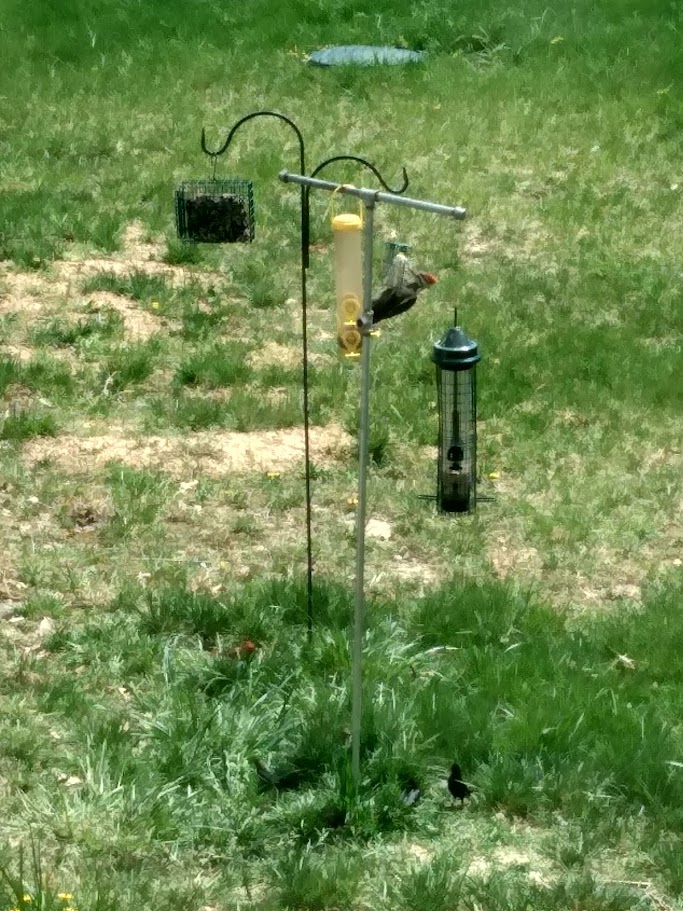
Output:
346 496 358 508
488 471 500 480
58 894 74 902
151 300 160 311
23 895 32 903
265 471 281 479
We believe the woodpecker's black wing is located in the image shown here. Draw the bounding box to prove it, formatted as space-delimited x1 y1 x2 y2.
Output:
371 284 419 325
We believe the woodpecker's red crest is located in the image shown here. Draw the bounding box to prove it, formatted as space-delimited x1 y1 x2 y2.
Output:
408 270 438 290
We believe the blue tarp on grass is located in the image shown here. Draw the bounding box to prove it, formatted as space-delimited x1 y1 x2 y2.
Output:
307 45 426 67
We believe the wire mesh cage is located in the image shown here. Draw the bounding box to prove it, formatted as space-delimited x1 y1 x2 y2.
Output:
432 324 480 514
175 178 255 243
383 240 412 284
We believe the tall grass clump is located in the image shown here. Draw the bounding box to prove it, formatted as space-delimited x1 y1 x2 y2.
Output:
174 342 253 388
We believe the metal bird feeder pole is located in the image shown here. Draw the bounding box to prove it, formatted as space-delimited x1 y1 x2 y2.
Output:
353 199 375 783
280 170 466 788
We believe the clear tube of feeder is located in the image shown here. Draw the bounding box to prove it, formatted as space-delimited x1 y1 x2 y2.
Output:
332 213 363 360
383 240 412 285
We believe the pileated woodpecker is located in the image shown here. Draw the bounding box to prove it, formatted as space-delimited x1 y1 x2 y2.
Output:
358 269 438 330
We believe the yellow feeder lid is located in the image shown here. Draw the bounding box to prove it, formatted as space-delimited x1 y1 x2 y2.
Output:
332 213 362 231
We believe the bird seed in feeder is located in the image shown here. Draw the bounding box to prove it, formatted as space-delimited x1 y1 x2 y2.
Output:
183 194 251 243
175 178 255 244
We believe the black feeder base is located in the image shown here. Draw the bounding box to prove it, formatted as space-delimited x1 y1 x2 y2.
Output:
175 178 255 243
440 482 472 514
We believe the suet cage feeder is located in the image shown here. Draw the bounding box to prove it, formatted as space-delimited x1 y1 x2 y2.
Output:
175 178 255 244
332 212 364 360
432 321 480 514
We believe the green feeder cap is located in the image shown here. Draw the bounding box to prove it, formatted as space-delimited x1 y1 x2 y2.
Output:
432 325 480 371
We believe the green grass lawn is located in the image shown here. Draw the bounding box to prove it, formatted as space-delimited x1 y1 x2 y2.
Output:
1 0 682 908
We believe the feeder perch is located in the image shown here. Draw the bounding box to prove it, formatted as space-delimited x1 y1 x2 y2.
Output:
332 212 363 359
432 321 480 514
175 178 255 243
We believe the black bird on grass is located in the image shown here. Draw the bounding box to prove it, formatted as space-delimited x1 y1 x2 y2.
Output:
253 757 306 793
447 762 472 805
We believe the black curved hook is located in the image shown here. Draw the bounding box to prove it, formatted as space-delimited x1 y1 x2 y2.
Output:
309 155 409 194
201 110 308 266
201 110 305 170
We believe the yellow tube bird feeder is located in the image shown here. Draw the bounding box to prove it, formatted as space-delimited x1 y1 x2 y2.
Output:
332 212 363 359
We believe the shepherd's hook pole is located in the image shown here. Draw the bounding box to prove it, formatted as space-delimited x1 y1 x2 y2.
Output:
351 197 376 789
202 113 314 639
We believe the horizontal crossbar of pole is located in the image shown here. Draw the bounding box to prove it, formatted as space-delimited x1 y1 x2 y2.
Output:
278 170 466 220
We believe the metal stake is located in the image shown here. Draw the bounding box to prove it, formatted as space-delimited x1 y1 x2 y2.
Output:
277 169 466 790
351 198 376 788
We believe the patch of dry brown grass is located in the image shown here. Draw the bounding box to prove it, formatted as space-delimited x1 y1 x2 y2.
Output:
21 422 353 477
